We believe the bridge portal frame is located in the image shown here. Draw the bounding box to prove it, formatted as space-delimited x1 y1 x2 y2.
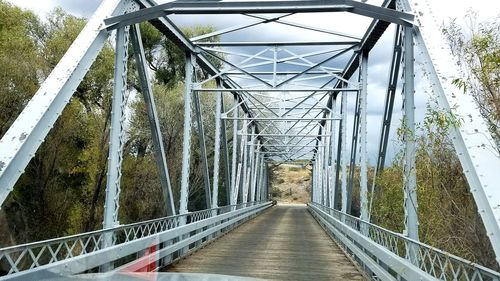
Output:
0 0 499 279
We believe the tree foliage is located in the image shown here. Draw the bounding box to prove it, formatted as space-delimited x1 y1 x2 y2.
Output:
0 1 227 248
372 99 497 269
443 13 500 151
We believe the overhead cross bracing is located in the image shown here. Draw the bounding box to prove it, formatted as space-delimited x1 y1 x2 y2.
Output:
0 0 500 280
109 1 393 163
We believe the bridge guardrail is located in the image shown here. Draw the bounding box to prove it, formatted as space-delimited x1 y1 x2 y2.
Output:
309 203 500 281
0 201 271 279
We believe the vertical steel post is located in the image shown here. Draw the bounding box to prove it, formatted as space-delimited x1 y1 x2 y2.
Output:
264 162 269 200
323 117 331 207
314 161 318 203
369 26 403 221
319 145 328 206
240 119 248 203
193 90 212 209
230 100 239 205
248 127 257 202
314 161 318 204
329 98 337 208
403 24 419 263
130 25 175 216
359 52 369 233
179 53 194 217
219 83 232 206
253 150 261 202
234 123 246 205
211 79 223 209
103 26 129 232
347 89 360 214
334 89 345 210
317 159 322 204
257 153 264 201
340 91 348 214
311 161 315 203
101 26 129 272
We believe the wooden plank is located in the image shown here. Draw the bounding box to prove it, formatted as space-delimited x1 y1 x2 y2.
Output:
167 204 365 280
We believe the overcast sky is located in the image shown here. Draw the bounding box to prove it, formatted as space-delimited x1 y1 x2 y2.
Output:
5 0 499 164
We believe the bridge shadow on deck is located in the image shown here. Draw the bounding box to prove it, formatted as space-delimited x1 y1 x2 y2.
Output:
167 204 364 280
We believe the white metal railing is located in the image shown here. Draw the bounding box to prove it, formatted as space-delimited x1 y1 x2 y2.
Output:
0 201 272 280
309 203 500 281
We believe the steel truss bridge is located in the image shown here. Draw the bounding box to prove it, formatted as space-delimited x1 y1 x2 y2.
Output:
0 0 499 280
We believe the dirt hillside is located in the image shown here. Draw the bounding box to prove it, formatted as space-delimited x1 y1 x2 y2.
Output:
270 163 311 204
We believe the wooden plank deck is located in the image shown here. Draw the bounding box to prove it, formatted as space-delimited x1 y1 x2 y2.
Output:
167 204 365 280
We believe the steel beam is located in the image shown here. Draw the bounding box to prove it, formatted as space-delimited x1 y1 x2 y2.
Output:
328 106 337 209
340 91 348 214
103 26 129 233
245 14 361 40
134 0 263 141
333 94 344 210
402 24 419 264
130 24 175 216
369 25 403 221
193 88 359 92
230 102 239 205
196 41 359 47
241 120 249 203
376 26 403 175
346 86 360 215
179 53 194 216
211 81 223 209
0 0 128 206
193 91 212 209
323 118 331 207
248 127 257 202
403 0 500 264
359 52 369 233
105 0 414 30
219 88 232 206
317 0 396 136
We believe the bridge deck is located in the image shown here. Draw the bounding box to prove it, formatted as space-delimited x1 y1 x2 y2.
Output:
167 204 364 280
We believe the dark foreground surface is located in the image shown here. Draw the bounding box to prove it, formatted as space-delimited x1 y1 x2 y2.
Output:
167 204 365 280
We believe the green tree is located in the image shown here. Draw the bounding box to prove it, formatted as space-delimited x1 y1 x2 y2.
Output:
0 5 116 243
372 100 497 269
0 1 42 137
443 13 500 151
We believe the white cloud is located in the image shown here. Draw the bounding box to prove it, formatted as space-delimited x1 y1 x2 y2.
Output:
6 0 101 19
